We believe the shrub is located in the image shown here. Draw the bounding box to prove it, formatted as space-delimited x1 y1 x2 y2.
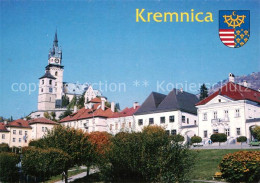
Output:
0 152 20 181
219 151 260 183
191 136 202 144
237 136 247 145
22 147 71 181
0 143 10 152
210 133 227 145
170 134 185 142
252 125 260 140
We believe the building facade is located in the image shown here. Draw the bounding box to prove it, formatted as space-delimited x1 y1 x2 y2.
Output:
196 74 260 144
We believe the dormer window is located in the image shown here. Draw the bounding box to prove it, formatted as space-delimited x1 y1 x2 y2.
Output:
218 99 221 102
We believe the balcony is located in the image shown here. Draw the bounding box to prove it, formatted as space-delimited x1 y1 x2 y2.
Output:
211 118 229 123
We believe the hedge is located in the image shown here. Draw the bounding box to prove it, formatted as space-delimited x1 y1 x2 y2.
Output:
0 152 20 181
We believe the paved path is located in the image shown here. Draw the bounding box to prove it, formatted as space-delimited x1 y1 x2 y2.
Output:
191 143 260 149
55 168 97 183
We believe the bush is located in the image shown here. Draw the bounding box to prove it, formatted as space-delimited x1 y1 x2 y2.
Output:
219 151 260 183
22 147 71 181
100 126 196 182
252 125 260 140
191 136 202 144
0 152 20 181
210 133 227 145
237 136 247 144
170 134 185 142
0 143 10 152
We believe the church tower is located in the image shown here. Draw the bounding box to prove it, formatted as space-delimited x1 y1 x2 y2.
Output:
38 31 64 110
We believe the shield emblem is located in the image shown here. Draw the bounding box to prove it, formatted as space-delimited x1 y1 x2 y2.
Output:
219 10 250 48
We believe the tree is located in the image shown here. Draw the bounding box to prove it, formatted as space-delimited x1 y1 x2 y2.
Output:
251 125 260 140
50 111 56 121
44 112 51 120
210 133 227 146
62 95 70 107
0 152 20 182
170 134 185 142
199 84 208 101
22 147 71 181
59 109 72 120
32 125 94 183
237 136 247 146
25 115 32 120
191 136 202 145
77 92 85 109
0 143 10 152
67 95 77 109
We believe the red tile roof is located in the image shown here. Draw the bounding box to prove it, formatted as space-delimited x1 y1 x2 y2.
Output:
111 106 140 118
6 119 32 129
29 117 58 125
196 82 260 106
0 123 9 132
89 97 102 103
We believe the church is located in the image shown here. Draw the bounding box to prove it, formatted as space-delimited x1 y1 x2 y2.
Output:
30 31 101 119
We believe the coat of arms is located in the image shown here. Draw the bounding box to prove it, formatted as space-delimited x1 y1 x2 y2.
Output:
219 10 250 48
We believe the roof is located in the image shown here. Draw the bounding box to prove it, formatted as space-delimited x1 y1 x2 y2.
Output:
89 97 102 103
0 123 9 132
135 90 199 115
196 82 260 106
6 119 32 129
63 82 89 95
29 117 58 125
246 118 260 123
39 70 56 80
111 106 140 118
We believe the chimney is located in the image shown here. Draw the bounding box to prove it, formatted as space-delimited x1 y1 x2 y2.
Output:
243 80 248 87
101 97 106 111
229 73 235 83
73 105 78 113
111 102 115 112
133 102 139 109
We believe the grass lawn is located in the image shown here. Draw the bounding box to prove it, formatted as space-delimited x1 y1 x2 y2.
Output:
190 149 259 180
46 166 87 183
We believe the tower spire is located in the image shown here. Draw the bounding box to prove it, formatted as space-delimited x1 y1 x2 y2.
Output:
53 29 58 47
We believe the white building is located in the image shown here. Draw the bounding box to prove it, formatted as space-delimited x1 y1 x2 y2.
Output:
134 89 199 142
196 74 260 144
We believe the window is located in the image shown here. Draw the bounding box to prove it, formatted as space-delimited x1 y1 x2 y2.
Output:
55 71 58 76
115 123 118 130
149 118 154 125
169 115 175 122
235 109 240 117
194 120 197 125
25 131 28 136
224 110 229 118
42 80 44 84
45 127 48 132
236 128 241 135
204 130 208 138
2 134 5 139
160 117 165 123
41 88 43 92
110 124 113 131
13 130 16 135
213 129 219 134
13 138 15 142
182 116 185 123
129 122 131 128
203 113 207 120
19 138 21 143
218 99 221 102
225 128 230 136
213 111 218 119
19 130 22 135
171 130 177 135
49 80 52 85
55 82 57 86
49 88 53 93
165 130 170 135
42 127 45 132
138 119 143 126
122 123 125 129
187 118 189 124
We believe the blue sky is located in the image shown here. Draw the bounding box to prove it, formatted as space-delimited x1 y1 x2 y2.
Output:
0 0 259 119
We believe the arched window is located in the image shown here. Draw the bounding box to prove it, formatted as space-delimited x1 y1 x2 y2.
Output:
55 71 58 76
41 88 43 93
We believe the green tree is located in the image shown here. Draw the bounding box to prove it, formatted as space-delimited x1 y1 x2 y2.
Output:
237 136 247 146
22 147 71 181
191 136 202 144
210 133 227 146
62 95 70 107
67 95 77 109
59 109 72 120
252 125 260 140
32 125 94 183
0 143 10 152
44 112 51 119
170 134 185 142
50 111 56 121
199 84 208 101
77 92 85 109
0 152 20 182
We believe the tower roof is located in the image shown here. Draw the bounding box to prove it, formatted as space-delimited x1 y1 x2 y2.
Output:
53 30 58 47
39 70 56 79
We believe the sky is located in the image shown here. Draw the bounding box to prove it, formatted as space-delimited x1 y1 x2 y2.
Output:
0 0 260 119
